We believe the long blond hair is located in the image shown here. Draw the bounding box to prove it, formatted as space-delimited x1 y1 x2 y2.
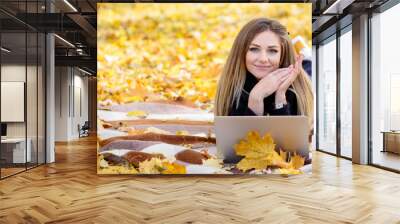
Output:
214 18 314 127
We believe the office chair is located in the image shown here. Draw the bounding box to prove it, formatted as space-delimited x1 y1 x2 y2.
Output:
79 121 90 138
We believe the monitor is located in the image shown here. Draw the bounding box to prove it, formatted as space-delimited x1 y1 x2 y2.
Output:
1 123 7 137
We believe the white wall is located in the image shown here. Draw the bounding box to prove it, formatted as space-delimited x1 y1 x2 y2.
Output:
70 72 89 138
0 65 40 137
55 66 69 141
55 67 89 141
1 65 26 138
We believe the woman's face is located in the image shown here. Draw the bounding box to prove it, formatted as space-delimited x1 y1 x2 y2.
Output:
245 30 282 80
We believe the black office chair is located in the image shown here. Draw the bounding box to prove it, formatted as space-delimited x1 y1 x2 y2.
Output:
78 121 90 138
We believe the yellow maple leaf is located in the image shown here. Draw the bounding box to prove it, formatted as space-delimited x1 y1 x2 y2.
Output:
98 165 139 174
176 130 189 136
127 129 146 136
127 110 148 118
234 131 276 159
289 154 305 169
234 131 287 172
161 162 186 174
99 158 109 168
236 158 270 171
138 157 164 174
202 158 223 169
138 158 187 174
279 149 287 162
278 168 303 175
125 95 143 103
234 131 306 173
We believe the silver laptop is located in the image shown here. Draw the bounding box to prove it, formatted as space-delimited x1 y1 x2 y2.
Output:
215 116 309 163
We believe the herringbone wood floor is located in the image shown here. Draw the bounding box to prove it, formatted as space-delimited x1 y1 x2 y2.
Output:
1 136 400 224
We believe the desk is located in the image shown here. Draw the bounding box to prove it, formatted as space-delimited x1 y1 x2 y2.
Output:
381 131 400 154
1 138 31 163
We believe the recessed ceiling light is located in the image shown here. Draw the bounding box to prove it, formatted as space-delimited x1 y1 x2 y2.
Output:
323 0 355 15
1 47 11 53
78 67 92 76
54 34 75 48
63 0 78 12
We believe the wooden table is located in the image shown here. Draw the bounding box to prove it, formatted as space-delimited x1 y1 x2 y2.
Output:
381 131 400 154
1 138 31 163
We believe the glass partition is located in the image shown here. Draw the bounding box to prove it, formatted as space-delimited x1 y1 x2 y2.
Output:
339 28 352 158
0 1 46 179
26 0 42 169
371 3 400 171
317 36 337 154
1 30 28 177
27 30 38 169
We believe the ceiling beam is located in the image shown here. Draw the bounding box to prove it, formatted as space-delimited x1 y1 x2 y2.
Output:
322 0 356 14
67 13 96 39
55 55 96 72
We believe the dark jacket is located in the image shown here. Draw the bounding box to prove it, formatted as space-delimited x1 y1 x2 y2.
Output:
228 72 298 116
227 73 311 164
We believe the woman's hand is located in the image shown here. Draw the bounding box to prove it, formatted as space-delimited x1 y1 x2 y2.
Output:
276 54 303 98
248 67 292 115
274 55 303 106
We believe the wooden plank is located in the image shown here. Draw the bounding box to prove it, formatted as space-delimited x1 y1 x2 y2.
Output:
1 136 400 223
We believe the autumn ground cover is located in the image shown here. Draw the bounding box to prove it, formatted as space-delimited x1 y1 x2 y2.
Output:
97 3 311 109
97 3 312 175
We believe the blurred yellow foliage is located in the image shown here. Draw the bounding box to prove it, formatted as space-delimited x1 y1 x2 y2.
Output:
98 3 311 111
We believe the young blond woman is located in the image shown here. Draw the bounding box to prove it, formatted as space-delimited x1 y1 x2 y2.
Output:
215 18 313 134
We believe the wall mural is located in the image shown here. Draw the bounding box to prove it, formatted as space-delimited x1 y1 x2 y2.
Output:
97 3 313 175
